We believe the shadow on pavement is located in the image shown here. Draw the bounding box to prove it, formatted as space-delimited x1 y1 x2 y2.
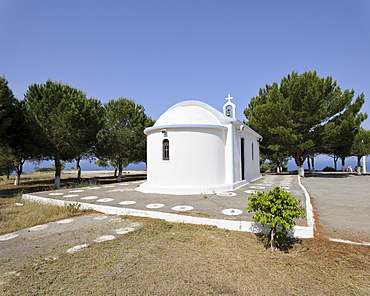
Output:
304 172 357 178
0 174 147 199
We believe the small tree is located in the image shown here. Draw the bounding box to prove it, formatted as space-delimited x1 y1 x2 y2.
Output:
95 98 153 182
351 128 370 174
0 77 41 185
246 186 306 250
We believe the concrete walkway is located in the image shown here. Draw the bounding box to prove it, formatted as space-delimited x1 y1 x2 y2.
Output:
301 172 370 243
21 174 313 238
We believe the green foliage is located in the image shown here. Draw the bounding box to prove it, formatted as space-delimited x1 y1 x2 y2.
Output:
260 162 274 172
351 128 370 168
322 95 367 163
0 145 14 177
0 76 40 184
260 153 288 173
0 76 16 144
51 162 66 171
94 159 110 169
24 80 104 188
351 128 370 158
322 166 336 172
246 186 305 250
95 98 153 181
65 202 82 215
35 162 67 172
34 167 54 172
244 71 367 176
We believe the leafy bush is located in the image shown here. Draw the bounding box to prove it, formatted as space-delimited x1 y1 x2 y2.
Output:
34 162 66 172
322 166 336 172
34 167 54 172
246 186 306 250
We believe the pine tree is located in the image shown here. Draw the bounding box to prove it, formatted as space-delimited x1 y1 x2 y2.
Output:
95 98 153 182
244 71 366 177
351 128 370 173
24 80 103 188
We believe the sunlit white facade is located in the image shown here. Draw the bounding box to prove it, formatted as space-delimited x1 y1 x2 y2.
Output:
137 98 262 194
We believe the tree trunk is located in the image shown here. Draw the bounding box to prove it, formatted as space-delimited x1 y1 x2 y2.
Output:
311 155 315 172
117 160 123 182
54 150 61 188
357 156 362 175
298 165 305 177
6 168 10 180
294 153 305 177
76 156 81 179
114 168 117 177
341 157 346 172
13 158 25 186
270 228 277 251
333 155 339 171
307 157 312 173
357 156 361 168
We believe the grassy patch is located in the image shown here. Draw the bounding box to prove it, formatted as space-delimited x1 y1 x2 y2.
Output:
0 195 91 235
0 172 95 235
1 217 370 295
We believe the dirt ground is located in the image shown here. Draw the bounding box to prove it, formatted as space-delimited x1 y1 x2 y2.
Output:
1 171 369 295
1 217 369 295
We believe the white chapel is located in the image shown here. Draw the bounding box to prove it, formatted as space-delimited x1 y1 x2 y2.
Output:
137 95 262 194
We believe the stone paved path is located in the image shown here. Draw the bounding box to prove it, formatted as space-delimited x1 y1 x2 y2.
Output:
21 174 307 225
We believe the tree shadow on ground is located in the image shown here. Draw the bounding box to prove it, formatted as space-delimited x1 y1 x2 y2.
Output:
0 174 147 199
254 233 303 253
95 174 147 184
304 172 360 179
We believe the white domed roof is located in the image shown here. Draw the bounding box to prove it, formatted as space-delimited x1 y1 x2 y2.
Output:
154 101 228 127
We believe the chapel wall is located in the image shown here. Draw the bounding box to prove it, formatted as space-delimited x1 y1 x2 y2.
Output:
146 127 226 188
233 128 261 183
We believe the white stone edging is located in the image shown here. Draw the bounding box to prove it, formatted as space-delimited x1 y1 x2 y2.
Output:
22 190 314 238
297 175 315 237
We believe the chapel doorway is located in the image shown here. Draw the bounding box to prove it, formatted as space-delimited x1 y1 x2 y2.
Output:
241 138 245 180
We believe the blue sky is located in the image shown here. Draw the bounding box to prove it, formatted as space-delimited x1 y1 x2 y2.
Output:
1 1 370 171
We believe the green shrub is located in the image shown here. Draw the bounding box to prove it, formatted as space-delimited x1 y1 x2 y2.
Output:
246 186 306 250
322 166 336 172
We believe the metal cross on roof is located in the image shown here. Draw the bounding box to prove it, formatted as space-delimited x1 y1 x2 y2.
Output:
225 94 233 102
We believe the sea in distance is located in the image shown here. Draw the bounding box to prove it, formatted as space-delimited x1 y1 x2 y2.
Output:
21 155 368 174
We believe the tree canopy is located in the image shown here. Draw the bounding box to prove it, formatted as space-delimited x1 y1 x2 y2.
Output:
0 77 41 184
0 76 18 147
351 128 370 168
95 98 154 182
244 71 367 176
24 80 104 188
321 94 367 170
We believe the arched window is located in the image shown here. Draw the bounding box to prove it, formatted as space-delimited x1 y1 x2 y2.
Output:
163 139 169 160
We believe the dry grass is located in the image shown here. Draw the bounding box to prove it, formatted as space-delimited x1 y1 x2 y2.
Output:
0 171 95 235
0 198 89 235
2 217 370 295
1 172 370 295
